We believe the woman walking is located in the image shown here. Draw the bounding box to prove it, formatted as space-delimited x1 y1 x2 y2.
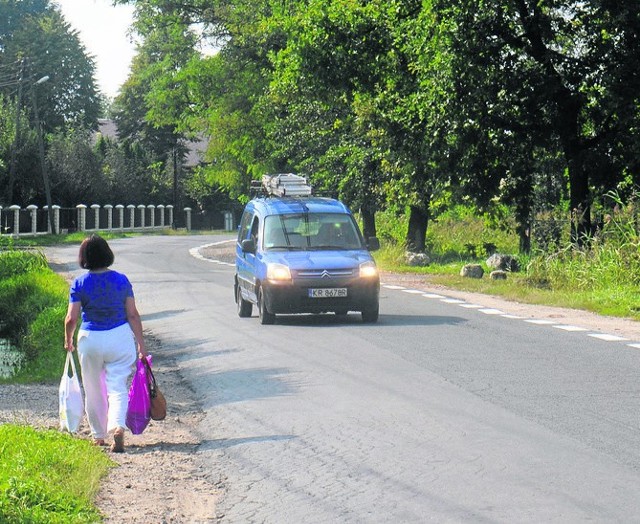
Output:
64 234 146 452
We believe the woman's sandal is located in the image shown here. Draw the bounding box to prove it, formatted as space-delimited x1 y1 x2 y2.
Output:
111 428 125 453
93 438 106 447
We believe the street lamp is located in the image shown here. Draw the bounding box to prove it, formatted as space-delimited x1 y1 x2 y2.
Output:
31 75 55 234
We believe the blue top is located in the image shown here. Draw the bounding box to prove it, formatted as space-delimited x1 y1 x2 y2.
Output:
69 270 134 331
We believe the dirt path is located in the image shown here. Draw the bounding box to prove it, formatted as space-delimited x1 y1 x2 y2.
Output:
0 339 221 523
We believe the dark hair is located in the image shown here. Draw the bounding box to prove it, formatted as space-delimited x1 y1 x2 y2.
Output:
78 234 115 270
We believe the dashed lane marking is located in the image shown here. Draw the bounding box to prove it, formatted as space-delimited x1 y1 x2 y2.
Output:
478 308 505 315
554 325 589 332
588 333 628 342
198 253 639 348
384 283 640 347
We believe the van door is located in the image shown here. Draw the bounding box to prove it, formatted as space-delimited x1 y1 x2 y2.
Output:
236 211 260 302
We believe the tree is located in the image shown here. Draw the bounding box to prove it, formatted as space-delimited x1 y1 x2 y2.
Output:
0 0 101 206
428 1 640 244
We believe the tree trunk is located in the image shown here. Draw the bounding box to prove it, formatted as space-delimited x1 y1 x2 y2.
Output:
360 207 377 240
566 149 591 244
516 9 592 245
405 205 429 252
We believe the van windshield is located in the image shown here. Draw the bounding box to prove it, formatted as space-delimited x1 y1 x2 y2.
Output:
264 213 363 251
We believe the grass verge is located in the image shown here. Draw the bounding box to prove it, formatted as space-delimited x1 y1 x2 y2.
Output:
0 424 114 523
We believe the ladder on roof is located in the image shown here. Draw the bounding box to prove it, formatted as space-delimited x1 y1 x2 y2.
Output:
260 173 312 197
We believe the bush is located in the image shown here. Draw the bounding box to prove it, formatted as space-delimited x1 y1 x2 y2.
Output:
0 249 48 279
0 271 67 345
0 249 68 382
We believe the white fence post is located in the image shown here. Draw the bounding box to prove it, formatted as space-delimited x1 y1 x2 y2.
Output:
167 205 174 228
147 205 155 228
116 205 124 230
127 205 135 229
137 205 146 229
185 207 192 231
105 204 113 230
9 205 20 236
53 205 60 235
90 204 100 230
27 205 38 235
77 204 87 231
158 205 165 227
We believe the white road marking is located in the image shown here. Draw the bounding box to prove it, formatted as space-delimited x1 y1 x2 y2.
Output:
191 240 236 266
588 333 628 342
193 247 640 351
479 308 505 315
553 325 588 332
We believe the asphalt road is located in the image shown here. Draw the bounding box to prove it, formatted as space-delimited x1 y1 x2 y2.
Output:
48 234 640 523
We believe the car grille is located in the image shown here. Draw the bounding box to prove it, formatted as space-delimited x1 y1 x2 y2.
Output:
295 269 355 279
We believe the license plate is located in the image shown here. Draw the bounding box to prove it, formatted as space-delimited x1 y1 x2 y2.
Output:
309 288 347 298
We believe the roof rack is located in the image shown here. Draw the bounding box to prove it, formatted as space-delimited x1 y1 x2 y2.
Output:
251 173 313 197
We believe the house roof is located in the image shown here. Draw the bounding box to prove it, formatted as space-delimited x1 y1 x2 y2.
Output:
96 118 208 168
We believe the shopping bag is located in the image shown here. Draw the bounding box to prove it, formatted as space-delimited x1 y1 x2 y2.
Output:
125 358 151 434
59 352 84 433
142 356 166 421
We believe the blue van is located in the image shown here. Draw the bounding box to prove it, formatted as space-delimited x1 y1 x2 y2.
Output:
234 174 380 324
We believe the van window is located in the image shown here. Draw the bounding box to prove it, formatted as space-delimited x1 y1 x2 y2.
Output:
237 210 254 242
264 213 362 250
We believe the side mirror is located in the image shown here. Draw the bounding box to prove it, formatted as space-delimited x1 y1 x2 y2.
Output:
241 238 256 253
367 237 380 251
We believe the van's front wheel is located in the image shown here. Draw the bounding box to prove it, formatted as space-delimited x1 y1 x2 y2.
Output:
258 287 276 325
361 305 379 323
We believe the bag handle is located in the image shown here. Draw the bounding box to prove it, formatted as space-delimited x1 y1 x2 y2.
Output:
141 357 158 398
64 352 78 378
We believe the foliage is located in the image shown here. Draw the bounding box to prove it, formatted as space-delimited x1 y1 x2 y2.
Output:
0 424 112 523
0 0 101 207
375 205 518 260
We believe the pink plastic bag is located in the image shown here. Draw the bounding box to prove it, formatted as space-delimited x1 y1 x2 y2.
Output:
125 358 151 434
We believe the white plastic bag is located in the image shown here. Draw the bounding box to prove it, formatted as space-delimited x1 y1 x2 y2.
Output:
59 352 84 433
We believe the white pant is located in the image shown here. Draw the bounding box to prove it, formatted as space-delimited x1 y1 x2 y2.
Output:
77 323 136 439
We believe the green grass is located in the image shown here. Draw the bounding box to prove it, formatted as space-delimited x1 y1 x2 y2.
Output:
0 424 114 523
374 203 640 321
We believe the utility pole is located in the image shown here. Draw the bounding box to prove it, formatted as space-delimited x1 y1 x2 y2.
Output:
31 75 55 234
6 59 24 206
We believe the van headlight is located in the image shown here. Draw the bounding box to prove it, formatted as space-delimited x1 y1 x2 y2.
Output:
359 261 378 278
267 263 292 282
